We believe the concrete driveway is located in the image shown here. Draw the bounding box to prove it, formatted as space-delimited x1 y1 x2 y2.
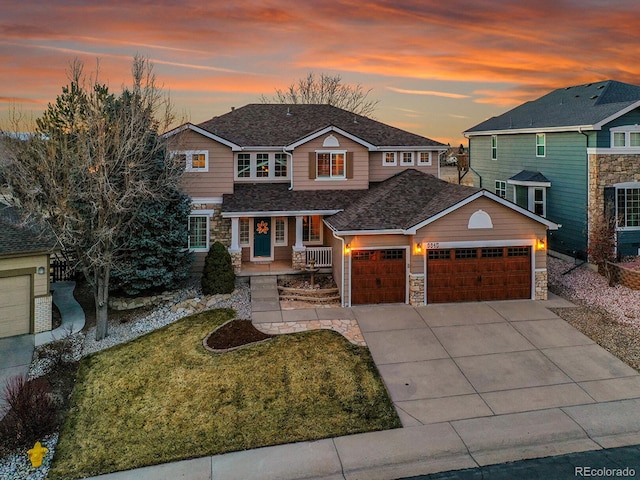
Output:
352 296 640 466
0 334 34 415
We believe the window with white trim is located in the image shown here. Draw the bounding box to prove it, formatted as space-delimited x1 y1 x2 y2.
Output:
303 215 322 243
610 125 640 148
491 135 497 160
188 215 209 250
418 152 432 165
234 153 289 180
239 218 250 246
536 134 545 157
174 150 209 172
274 153 288 177
617 186 640 229
495 180 506 199
401 152 414 166
256 153 269 178
237 153 251 178
274 217 287 245
317 152 345 179
532 187 546 217
383 152 397 166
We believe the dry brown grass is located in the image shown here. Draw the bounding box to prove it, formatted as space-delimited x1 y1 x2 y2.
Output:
49 308 400 479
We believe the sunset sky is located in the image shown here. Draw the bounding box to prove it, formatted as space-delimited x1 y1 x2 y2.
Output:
2 0 639 146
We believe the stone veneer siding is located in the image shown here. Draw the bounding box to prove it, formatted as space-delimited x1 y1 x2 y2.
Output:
409 274 425 306
191 203 231 247
230 251 242 274
534 270 548 301
34 295 52 333
291 248 306 271
587 152 640 256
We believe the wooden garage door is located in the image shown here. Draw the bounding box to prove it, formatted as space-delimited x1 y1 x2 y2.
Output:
351 249 406 305
0 275 31 338
427 246 531 303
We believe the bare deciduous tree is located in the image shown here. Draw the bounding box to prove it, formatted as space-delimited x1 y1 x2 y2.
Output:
261 72 379 117
1 56 184 340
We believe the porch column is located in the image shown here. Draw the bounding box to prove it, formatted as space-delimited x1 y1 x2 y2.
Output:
228 217 242 274
292 215 306 270
229 217 241 252
294 215 305 250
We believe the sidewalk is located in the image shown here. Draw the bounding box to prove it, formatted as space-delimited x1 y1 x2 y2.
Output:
35 281 85 346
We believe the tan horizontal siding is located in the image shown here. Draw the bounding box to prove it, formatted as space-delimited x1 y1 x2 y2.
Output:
293 133 369 190
169 130 234 198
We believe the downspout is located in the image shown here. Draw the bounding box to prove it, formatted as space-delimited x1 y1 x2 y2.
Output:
331 229 347 307
284 148 294 190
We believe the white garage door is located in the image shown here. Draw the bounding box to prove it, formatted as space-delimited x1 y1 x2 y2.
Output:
0 275 31 338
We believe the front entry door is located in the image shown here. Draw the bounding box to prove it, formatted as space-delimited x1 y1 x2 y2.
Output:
253 217 272 258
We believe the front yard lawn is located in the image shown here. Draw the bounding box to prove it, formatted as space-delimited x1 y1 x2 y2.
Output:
49 308 400 479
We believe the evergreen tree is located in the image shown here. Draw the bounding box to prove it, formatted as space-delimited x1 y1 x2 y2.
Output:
201 241 235 295
110 190 193 296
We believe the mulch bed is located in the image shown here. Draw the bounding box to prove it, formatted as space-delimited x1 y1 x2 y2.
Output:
205 319 273 350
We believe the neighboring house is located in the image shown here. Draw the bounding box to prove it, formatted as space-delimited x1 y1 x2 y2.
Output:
464 80 640 260
0 205 57 338
166 104 557 306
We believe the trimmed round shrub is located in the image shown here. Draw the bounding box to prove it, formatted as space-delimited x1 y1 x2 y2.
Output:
201 241 235 295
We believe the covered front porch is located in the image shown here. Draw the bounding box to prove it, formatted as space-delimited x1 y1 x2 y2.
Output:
236 250 333 277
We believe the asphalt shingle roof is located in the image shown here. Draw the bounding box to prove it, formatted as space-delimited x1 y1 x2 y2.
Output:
508 170 551 183
223 170 480 232
197 104 446 148
325 169 479 232
0 205 58 257
465 80 640 133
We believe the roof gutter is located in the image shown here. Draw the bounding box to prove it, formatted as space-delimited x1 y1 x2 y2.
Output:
284 147 294 191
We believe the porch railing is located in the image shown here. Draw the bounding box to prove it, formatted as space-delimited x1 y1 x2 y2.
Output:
306 247 332 268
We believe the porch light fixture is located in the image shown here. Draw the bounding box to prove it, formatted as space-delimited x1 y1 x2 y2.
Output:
345 243 351 254
536 238 546 251
37 266 46 275
415 242 423 254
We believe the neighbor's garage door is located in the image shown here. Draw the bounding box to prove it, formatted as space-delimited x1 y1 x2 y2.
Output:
0 275 31 338
427 246 531 303
351 249 406 305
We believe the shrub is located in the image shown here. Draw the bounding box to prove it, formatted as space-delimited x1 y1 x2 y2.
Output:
201 241 235 295
588 213 617 284
0 375 57 450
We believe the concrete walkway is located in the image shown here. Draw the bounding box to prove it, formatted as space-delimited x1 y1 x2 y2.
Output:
0 333 34 417
84 294 640 480
35 281 85 346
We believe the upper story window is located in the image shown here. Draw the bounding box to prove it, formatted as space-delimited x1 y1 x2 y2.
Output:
417 152 432 166
235 152 289 180
536 134 546 157
237 154 251 178
491 135 497 160
383 152 397 166
317 151 345 179
495 180 506 199
256 153 269 178
274 153 288 177
400 152 414 166
617 185 640 229
611 126 640 148
174 150 209 172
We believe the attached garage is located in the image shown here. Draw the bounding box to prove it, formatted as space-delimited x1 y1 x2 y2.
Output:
0 275 31 337
426 246 531 303
351 249 406 304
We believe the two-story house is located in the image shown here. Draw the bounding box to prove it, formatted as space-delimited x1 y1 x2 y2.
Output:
464 80 640 260
166 104 557 306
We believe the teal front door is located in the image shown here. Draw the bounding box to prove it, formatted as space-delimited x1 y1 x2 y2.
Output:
253 217 271 258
